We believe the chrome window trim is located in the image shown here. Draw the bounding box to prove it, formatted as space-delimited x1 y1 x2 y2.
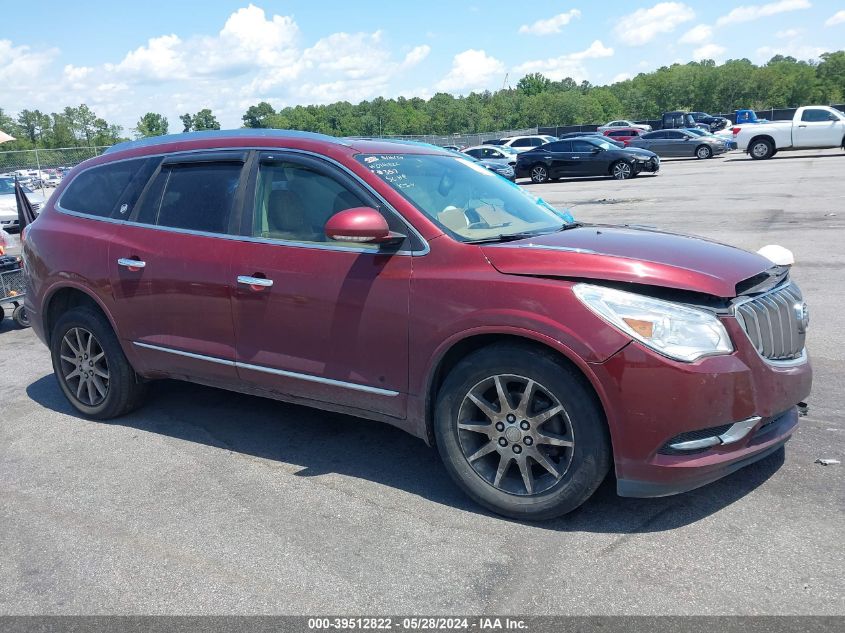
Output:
133 341 399 397
732 282 808 367
54 145 431 257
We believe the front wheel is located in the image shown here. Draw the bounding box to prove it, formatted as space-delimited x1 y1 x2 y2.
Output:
611 160 633 180
530 164 549 184
434 343 611 520
50 307 148 419
696 145 712 159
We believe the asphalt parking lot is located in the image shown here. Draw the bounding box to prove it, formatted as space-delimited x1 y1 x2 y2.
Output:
1 148 843 615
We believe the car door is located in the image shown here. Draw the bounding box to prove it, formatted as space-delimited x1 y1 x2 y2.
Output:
108 151 248 383
794 108 845 148
229 152 415 418
662 131 689 156
571 140 605 175
632 131 662 154
538 141 573 177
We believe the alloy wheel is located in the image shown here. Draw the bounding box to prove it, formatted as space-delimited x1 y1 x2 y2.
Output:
456 374 575 496
697 146 712 159
59 327 110 407
612 162 632 179
531 165 548 183
751 142 769 158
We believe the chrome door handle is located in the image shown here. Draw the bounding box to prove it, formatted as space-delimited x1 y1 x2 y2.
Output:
117 258 146 269
798 125 807 128
237 275 273 288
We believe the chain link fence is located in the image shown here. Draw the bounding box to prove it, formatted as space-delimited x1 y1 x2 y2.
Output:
375 128 539 148
0 146 110 200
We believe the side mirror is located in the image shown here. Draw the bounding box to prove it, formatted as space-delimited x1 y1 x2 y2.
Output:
591 147 602 153
324 207 404 245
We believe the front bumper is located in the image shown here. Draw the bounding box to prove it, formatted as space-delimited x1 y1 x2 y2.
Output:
588 317 812 497
634 157 660 173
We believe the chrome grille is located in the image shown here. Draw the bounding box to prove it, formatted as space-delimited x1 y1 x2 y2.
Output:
734 284 806 361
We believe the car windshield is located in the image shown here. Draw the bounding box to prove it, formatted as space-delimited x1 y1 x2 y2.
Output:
357 153 572 242
0 178 31 195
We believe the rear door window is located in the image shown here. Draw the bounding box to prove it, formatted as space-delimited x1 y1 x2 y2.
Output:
510 138 533 147
60 158 158 218
134 158 245 234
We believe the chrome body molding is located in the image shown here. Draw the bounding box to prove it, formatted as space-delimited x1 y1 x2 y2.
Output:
668 415 763 452
132 341 399 397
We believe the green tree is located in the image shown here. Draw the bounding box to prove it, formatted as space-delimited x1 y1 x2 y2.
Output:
242 102 276 128
134 112 169 138
180 113 193 133
517 73 551 97
191 109 221 131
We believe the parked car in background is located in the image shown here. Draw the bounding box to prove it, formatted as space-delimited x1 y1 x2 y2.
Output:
0 177 44 232
735 109 767 125
498 135 559 152
516 136 659 182
450 149 515 180
685 127 737 150
481 138 506 145
602 128 645 146
462 144 519 167
557 132 625 148
441 145 462 152
597 120 652 133
661 111 710 132
689 112 730 132
628 129 727 159
733 105 845 159
24 129 811 520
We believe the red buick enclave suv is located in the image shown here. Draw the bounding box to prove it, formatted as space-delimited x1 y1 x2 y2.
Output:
23 130 812 519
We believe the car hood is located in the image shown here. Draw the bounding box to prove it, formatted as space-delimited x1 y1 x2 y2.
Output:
623 147 657 158
481 225 775 297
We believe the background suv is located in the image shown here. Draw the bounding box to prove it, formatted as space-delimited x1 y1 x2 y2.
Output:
24 130 811 520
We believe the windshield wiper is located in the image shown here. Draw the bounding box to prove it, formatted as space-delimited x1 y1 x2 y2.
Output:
464 230 557 244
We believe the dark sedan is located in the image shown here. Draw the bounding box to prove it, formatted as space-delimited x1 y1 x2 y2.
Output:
627 129 728 159
515 137 659 183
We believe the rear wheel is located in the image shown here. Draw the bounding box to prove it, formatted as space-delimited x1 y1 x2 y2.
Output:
12 304 29 328
434 343 611 520
696 145 712 159
749 138 774 160
611 160 633 180
50 308 148 419
530 164 549 184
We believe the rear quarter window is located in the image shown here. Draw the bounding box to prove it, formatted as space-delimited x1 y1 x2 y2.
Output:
60 158 157 218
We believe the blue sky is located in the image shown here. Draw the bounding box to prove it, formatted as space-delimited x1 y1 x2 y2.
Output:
2 1 844 131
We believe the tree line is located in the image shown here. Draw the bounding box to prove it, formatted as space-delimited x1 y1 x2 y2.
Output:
2 52 843 150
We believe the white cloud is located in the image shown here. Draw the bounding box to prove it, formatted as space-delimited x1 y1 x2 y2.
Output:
518 10 582 35
612 72 632 83
0 39 58 82
716 0 811 27
679 24 713 44
693 43 727 59
402 45 431 67
513 40 614 82
825 10 845 26
435 49 505 92
775 28 803 38
756 44 827 61
615 3 696 46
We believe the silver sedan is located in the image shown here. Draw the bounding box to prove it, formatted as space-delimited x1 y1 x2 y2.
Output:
627 129 728 159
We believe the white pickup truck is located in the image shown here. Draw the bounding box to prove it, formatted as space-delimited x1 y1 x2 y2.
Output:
733 105 845 159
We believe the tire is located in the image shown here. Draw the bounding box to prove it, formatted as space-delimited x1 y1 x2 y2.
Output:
530 164 549 184
749 138 774 160
50 307 148 419
434 343 611 520
12 304 30 328
610 160 633 180
696 145 712 159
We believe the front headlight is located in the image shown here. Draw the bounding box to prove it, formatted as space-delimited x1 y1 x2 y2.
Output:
573 283 733 362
